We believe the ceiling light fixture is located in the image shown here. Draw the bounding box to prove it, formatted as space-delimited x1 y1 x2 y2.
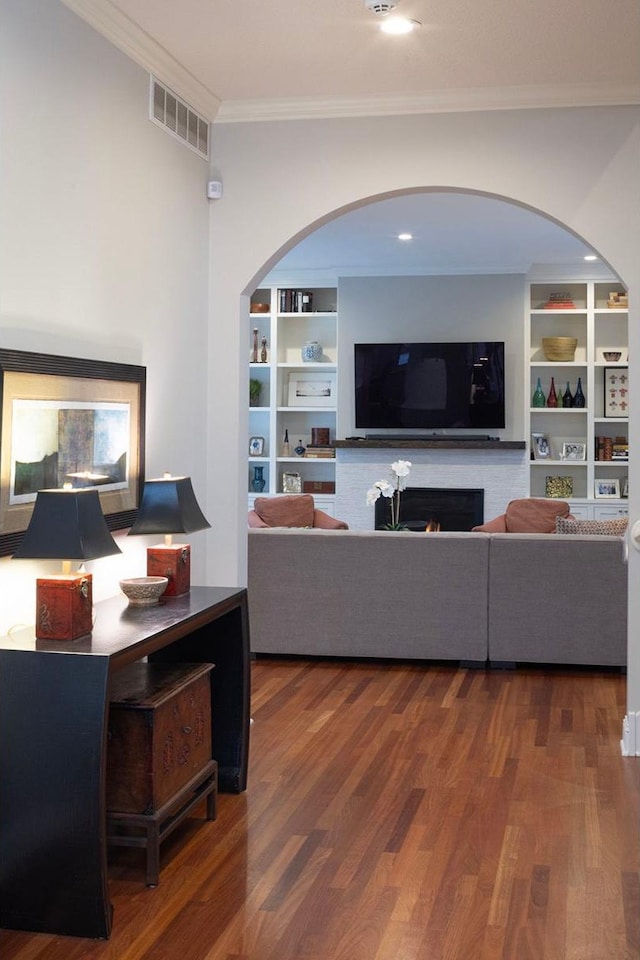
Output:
364 0 421 33
584 254 598 261
380 16 421 33
397 232 413 241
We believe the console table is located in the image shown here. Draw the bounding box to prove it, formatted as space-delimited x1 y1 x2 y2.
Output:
0 585 250 939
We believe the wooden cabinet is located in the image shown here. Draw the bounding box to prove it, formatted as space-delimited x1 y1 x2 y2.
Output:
527 279 628 508
248 285 338 506
106 661 217 886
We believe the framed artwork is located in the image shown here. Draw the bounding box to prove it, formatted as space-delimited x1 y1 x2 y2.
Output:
0 349 145 556
559 440 586 461
282 471 302 493
604 367 629 418
594 478 621 499
287 371 336 408
531 433 551 460
545 476 573 498
248 436 264 457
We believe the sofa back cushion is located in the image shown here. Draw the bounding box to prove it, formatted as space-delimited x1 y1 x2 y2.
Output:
556 516 628 536
253 494 315 527
504 498 570 533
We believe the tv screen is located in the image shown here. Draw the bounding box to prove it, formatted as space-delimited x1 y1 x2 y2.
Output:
354 341 505 430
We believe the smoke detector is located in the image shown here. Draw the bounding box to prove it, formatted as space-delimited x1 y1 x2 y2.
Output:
364 0 398 14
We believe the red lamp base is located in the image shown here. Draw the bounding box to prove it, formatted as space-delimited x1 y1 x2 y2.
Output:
35 574 93 641
146 544 191 597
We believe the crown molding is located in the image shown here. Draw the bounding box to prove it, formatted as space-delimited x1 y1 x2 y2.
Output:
215 83 640 124
60 0 221 120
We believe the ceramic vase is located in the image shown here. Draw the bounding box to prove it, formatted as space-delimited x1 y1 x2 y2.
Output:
301 341 323 362
252 465 265 493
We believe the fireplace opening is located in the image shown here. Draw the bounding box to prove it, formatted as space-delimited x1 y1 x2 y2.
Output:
375 487 484 532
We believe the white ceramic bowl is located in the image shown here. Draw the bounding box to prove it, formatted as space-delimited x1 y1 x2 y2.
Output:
119 576 169 606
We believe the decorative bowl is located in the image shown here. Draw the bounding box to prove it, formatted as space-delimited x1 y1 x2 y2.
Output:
541 336 578 362
250 302 269 313
119 576 169 606
603 351 622 362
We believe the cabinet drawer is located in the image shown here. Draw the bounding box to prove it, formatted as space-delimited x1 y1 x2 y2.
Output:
107 662 214 815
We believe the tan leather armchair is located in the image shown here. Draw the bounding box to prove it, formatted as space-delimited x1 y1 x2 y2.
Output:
248 494 348 529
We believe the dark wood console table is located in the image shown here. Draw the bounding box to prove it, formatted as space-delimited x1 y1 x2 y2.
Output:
0 586 250 940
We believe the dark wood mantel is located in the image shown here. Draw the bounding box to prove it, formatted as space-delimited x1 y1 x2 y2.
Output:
334 438 527 450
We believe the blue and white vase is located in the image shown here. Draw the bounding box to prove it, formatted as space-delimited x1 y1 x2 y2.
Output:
251 465 265 493
301 341 323 362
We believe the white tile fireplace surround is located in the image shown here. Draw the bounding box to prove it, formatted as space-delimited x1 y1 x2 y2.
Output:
335 445 529 530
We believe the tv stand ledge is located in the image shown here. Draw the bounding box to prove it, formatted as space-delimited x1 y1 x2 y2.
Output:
335 438 526 450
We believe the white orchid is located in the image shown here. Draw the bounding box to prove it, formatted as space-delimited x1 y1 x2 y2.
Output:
366 460 412 528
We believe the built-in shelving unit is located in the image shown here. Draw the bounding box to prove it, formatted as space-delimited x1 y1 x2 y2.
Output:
526 280 629 519
248 285 338 514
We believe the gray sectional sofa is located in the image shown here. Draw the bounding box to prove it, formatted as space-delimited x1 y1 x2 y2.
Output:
247 528 628 667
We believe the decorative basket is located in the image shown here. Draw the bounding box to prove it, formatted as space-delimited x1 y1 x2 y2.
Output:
541 337 577 362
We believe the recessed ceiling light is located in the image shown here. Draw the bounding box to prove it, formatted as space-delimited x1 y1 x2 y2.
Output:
584 254 598 261
397 232 413 241
380 16 421 34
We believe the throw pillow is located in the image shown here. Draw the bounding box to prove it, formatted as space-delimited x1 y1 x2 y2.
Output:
504 498 570 533
254 494 315 527
555 516 628 536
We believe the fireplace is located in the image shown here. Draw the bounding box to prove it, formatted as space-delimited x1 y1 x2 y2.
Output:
375 487 484 531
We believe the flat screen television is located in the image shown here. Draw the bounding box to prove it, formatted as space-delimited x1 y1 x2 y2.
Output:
354 341 505 430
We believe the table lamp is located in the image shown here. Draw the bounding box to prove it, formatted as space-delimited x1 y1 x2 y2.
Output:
13 488 122 641
127 475 210 596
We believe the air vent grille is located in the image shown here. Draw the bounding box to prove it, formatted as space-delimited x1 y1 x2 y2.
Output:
149 77 209 159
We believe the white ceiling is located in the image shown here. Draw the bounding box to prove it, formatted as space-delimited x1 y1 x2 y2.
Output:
62 0 639 276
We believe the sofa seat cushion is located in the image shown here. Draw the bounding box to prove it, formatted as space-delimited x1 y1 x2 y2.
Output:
253 494 315 527
556 516 628 536
505 498 570 533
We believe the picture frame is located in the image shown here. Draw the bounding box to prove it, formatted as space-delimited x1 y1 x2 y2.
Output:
531 433 551 460
248 436 264 457
604 366 629 418
559 440 586 461
622 476 629 498
545 475 573 498
0 349 146 556
287 371 336 408
282 471 302 494
594 478 621 499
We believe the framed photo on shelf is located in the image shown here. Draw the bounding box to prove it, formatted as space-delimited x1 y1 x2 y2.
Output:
622 477 629 498
282 471 302 494
545 476 573 498
287 371 336 408
604 367 629 418
248 436 264 457
594 478 621 499
531 433 551 460
559 440 586 461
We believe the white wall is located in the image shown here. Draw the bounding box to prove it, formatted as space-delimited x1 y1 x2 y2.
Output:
337 274 524 439
0 0 210 630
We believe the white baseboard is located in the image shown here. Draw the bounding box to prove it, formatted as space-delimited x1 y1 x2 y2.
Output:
621 712 640 756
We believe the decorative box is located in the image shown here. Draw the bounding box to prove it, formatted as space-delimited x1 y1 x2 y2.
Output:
147 544 191 596
35 574 92 640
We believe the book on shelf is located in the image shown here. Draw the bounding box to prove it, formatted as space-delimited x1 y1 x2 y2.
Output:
304 450 335 458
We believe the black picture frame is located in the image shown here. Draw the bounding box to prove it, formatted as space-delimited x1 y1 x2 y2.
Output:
0 348 146 556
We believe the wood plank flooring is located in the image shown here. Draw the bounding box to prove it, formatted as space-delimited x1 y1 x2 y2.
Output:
1 658 639 960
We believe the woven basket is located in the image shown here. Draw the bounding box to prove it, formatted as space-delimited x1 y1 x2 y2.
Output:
542 337 577 362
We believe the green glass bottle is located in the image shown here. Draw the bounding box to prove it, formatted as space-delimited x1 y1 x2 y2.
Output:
532 377 546 407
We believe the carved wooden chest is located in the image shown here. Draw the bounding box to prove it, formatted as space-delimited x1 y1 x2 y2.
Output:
106 661 214 815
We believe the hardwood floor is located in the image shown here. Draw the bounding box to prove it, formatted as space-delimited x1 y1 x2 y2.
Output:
2 658 639 959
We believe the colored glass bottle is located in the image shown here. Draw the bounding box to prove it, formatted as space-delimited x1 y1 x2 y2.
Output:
546 377 558 408
532 377 546 408
563 381 573 408
282 428 290 456
573 377 586 408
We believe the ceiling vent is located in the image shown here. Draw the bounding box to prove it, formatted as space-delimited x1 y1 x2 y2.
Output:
149 77 209 160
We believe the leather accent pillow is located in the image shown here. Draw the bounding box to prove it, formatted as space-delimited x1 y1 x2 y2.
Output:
254 495 315 527
556 516 628 536
504 498 570 533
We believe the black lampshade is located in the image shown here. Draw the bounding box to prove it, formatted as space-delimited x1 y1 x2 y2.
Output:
13 489 122 561
127 476 210 537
